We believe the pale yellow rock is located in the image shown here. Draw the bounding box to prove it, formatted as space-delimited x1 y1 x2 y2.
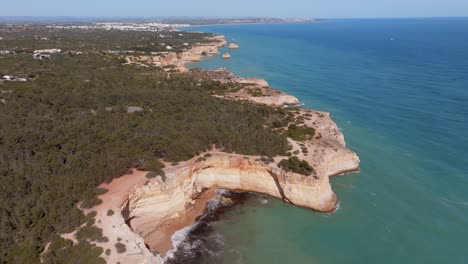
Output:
222 197 233 203
240 77 269 87
122 109 359 253
83 33 360 264
228 43 239 49
87 105 359 264
222 53 231 59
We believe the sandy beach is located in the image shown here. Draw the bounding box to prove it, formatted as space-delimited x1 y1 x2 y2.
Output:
145 188 218 256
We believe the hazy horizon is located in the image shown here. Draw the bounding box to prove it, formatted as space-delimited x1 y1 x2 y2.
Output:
1 0 468 19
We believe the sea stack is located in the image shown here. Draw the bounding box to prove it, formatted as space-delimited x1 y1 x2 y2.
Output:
228 43 239 49
222 53 231 59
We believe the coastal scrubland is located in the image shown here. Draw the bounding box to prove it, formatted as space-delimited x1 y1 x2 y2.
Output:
0 25 216 52
0 26 315 263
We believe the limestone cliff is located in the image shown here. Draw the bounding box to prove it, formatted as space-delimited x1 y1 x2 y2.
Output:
186 68 301 107
121 105 359 258
93 33 360 263
94 104 359 263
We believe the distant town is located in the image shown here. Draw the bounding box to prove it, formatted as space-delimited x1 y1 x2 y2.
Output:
0 16 319 27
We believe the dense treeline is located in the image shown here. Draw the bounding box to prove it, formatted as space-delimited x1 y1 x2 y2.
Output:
0 43 291 262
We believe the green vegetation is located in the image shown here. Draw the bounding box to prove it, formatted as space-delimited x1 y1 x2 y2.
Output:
42 237 106 264
0 25 214 53
76 225 108 243
114 243 127 254
278 157 315 176
145 171 165 181
196 157 207 162
246 87 264 97
283 124 315 141
0 26 293 263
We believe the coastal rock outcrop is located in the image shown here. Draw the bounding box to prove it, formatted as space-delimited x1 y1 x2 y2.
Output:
122 35 227 71
222 53 231 59
244 89 301 107
93 33 359 263
92 103 359 264
186 68 301 107
239 77 269 87
119 106 359 258
228 43 239 49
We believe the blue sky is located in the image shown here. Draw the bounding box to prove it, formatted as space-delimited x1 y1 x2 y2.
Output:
1 0 468 18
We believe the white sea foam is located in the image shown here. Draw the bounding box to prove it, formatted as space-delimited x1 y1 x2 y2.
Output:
257 196 269 205
440 197 468 208
164 190 229 261
335 201 341 212
171 225 192 248
164 224 194 260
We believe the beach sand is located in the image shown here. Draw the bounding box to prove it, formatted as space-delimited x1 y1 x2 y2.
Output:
146 188 218 256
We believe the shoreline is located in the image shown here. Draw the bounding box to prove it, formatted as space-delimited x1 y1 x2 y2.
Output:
146 32 359 257
181 20 322 28
83 29 360 264
147 188 218 256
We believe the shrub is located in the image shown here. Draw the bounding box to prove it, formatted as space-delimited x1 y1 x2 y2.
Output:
76 225 107 243
107 210 115 216
284 124 315 141
278 157 315 176
139 159 165 176
146 171 166 181
115 243 126 254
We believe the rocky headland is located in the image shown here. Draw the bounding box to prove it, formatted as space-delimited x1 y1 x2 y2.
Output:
81 34 360 263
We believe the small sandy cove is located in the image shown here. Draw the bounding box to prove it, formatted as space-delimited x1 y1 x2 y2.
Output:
145 188 217 255
65 169 216 261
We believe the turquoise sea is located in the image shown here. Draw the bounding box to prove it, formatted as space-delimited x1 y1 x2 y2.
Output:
182 18 468 264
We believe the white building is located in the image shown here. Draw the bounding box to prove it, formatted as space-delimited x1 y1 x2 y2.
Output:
33 49 61 54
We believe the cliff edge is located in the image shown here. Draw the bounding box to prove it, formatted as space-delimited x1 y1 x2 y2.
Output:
84 34 359 264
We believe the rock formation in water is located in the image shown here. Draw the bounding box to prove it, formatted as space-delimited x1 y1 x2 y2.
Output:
228 43 239 49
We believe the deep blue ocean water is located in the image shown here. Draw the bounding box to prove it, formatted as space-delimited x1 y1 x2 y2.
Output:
186 18 468 263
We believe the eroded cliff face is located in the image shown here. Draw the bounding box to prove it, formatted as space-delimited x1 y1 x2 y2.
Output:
120 107 360 258
92 34 360 263
92 106 359 264
245 91 301 107
124 154 339 235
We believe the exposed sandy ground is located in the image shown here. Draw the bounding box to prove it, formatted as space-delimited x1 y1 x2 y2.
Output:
63 168 220 262
84 170 162 263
